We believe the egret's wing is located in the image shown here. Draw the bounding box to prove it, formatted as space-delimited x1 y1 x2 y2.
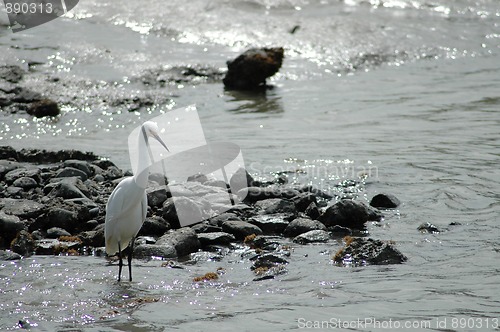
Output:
105 178 134 254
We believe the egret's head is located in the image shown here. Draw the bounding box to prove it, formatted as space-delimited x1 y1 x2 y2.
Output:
142 121 169 151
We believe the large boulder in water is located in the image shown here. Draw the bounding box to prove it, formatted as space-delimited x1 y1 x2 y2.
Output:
223 47 284 90
318 199 382 230
333 236 407 266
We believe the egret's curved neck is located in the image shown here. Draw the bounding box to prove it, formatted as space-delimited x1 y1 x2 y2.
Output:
134 127 152 189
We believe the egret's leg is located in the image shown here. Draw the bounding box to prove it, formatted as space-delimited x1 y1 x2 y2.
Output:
127 238 135 282
117 241 122 282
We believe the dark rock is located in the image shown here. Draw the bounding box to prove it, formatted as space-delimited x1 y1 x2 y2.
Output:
418 222 440 234
78 229 104 247
0 198 45 219
300 185 334 200
17 148 98 163
83 219 99 231
222 220 263 240
204 179 228 189
283 217 327 237
229 167 256 194
249 214 290 234
146 186 168 207
293 230 330 244
12 176 38 190
103 166 123 180
223 47 284 90
255 198 296 215
55 167 88 181
27 99 60 117
0 160 20 178
0 212 26 244
92 159 116 170
187 173 208 183
238 186 283 203
10 230 35 256
4 167 41 184
250 253 288 270
197 232 235 247
138 64 225 86
207 212 241 227
246 235 281 251
63 160 92 178
156 228 201 257
189 251 224 263
329 225 353 236
139 216 170 236
46 181 88 199
134 243 177 259
162 196 206 229
293 192 317 212
46 227 71 238
0 249 22 260
34 238 81 255
333 237 407 266
6 186 23 198
225 203 255 217
0 65 25 83
12 88 42 103
46 208 78 230
191 221 222 233
318 199 382 230
304 202 320 220
370 193 401 209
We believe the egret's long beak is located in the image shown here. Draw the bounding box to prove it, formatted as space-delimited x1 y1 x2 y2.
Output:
152 133 169 152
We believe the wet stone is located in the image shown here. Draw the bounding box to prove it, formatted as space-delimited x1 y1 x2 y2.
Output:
221 220 263 240
319 199 382 230
370 193 401 209
190 221 223 233
197 232 236 247
46 227 71 238
283 217 327 237
250 253 288 270
10 230 35 256
146 185 168 207
134 244 177 259
0 65 25 83
27 99 60 118
249 214 290 234
293 230 330 244
139 216 170 236
156 228 201 257
418 222 440 234
293 192 317 212
0 212 26 242
304 202 320 220
223 47 284 90
334 237 407 266
255 198 296 215
0 249 22 260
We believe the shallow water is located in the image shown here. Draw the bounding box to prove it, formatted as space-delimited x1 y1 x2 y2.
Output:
1 0 500 331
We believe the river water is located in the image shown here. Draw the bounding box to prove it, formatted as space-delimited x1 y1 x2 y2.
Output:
0 0 499 331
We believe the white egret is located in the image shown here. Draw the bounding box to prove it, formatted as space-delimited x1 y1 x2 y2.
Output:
105 121 168 282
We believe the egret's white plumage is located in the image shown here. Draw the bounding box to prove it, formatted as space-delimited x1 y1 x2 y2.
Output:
105 121 168 281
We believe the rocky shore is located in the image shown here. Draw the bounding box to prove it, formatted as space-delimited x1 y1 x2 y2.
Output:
0 145 407 278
